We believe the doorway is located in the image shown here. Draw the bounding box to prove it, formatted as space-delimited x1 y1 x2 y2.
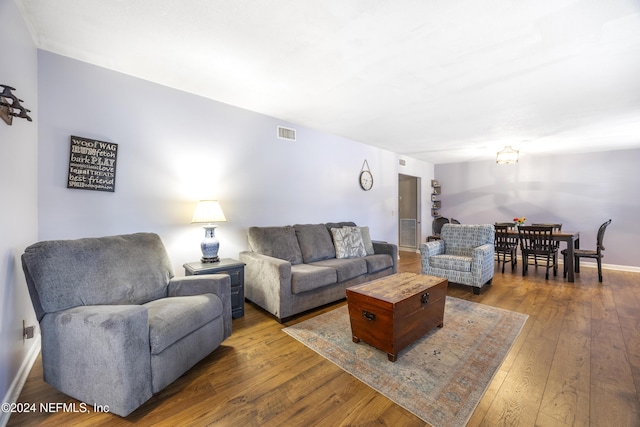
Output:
398 174 421 252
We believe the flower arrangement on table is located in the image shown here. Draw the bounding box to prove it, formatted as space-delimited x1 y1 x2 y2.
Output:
513 217 526 226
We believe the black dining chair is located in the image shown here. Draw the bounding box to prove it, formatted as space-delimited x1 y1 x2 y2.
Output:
562 219 612 282
530 223 562 266
518 225 558 280
494 223 517 273
429 216 450 241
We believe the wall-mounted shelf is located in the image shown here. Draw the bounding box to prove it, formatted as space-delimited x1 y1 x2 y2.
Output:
431 180 441 217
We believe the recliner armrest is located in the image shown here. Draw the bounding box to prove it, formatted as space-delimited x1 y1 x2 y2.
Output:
168 275 232 339
40 305 152 417
168 274 231 297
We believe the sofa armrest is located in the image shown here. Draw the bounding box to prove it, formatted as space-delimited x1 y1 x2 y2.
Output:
40 305 152 417
372 241 399 273
168 275 232 339
239 251 292 319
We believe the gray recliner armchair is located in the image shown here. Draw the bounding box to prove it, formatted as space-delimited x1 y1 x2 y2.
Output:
21 232 232 417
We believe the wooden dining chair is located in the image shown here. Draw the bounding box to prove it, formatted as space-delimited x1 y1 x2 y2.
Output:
429 216 450 241
530 223 562 266
518 225 558 280
494 223 517 273
562 219 612 282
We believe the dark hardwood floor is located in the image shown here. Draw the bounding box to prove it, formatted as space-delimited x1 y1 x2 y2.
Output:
8 252 640 426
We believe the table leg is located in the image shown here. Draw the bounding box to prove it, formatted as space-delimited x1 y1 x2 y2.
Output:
574 237 580 274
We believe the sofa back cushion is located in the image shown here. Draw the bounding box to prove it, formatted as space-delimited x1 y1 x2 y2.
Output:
248 226 303 265
294 224 336 263
22 233 174 320
359 226 375 255
441 224 495 257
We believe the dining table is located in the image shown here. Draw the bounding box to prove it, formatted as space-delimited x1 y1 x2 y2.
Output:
506 229 581 282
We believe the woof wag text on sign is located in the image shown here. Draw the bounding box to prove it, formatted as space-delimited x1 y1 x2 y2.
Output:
67 135 118 192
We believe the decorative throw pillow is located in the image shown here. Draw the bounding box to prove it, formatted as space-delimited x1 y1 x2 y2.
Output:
358 226 375 255
331 226 367 259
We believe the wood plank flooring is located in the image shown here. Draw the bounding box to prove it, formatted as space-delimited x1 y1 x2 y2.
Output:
8 252 640 426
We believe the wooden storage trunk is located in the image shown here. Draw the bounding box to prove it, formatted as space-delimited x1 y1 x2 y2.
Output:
346 272 447 361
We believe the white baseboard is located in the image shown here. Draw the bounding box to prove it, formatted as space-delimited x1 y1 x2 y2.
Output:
509 255 640 273
0 335 41 427
417 249 640 274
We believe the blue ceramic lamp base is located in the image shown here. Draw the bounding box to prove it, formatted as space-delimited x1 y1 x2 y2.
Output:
200 225 220 263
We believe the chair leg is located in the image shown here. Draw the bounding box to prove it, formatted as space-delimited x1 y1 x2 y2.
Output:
597 257 603 282
473 287 480 295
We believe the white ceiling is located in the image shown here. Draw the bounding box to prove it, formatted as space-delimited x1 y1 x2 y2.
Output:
16 0 640 164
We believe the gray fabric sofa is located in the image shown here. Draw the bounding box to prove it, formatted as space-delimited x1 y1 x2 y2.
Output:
239 222 398 322
21 232 232 417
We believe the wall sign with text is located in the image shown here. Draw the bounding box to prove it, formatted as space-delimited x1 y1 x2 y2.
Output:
67 135 118 192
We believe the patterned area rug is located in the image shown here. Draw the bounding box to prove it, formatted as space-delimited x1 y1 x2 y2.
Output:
283 297 528 427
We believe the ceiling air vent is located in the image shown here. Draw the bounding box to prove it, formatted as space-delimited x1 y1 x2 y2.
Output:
399 159 406 166
277 126 296 141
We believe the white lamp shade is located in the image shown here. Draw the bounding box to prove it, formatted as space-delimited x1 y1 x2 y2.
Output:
191 200 227 223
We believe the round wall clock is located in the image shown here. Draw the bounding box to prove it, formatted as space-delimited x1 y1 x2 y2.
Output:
359 170 373 191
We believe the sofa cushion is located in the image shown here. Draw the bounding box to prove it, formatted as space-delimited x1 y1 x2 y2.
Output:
310 258 368 282
248 226 303 265
359 226 375 255
331 226 367 259
145 294 223 355
294 224 336 263
363 254 393 273
429 254 472 272
291 264 337 294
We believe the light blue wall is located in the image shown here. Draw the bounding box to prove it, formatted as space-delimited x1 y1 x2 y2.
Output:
0 0 39 415
36 51 435 274
434 150 640 268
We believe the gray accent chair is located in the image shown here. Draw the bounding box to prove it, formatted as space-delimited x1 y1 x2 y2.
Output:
21 232 232 417
420 224 495 295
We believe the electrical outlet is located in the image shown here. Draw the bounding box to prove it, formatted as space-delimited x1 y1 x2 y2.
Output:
23 320 35 340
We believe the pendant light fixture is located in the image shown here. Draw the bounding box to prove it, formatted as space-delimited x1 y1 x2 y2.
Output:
496 146 519 164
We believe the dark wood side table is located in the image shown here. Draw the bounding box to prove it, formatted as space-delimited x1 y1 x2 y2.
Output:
183 258 245 318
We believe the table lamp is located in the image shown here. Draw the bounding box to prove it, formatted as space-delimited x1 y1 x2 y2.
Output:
191 200 227 263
